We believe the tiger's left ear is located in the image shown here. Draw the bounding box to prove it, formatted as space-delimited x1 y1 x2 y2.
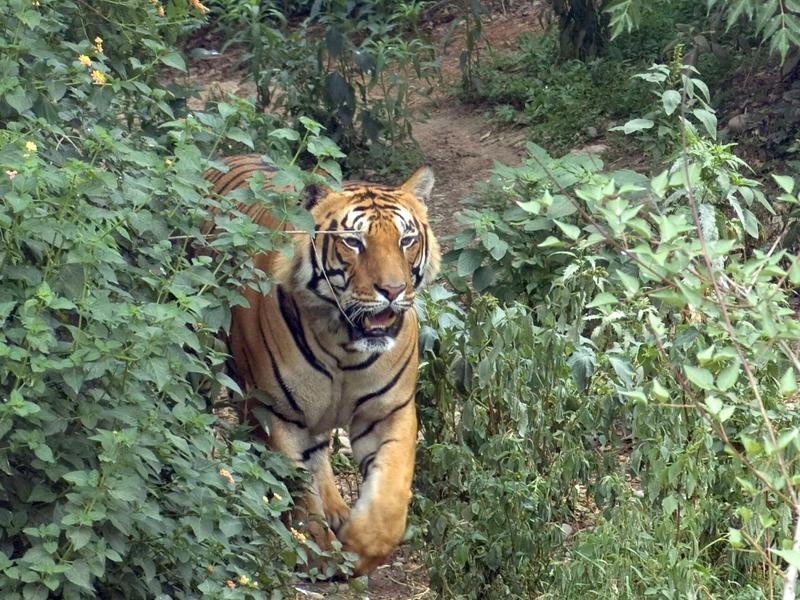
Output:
401 165 434 204
301 182 331 210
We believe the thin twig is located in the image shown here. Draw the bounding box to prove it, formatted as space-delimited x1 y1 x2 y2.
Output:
309 235 357 329
168 229 355 241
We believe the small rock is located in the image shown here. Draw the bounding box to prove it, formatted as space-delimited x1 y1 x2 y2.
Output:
293 587 325 599
727 114 748 132
560 523 574 538
585 126 598 138
392 560 403 568
571 143 608 156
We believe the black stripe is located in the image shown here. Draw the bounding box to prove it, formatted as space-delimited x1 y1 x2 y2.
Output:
265 345 303 415
342 352 380 371
359 453 377 478
413 224 429 287
312 331 340 365
307 238 338 307
258 316 304 416
358 438 398 479
264 405 305 428
277 287 332 380
353 348 412 411
301 438 330 462
218 166 272 195
351 394 414 445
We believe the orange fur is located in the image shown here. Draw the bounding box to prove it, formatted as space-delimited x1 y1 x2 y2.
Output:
202 155 440 575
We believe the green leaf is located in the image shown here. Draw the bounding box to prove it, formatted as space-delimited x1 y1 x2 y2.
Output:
538 236 564 248
773 174 795 194
652 379 669 402
34 444 54 463
696 344 715 366
773 549 800 571
685 365 714 390
269 128 301 141
307 136 345 159
6 86 33 113
586 292 618 308
661 90 681 116
789 258 800 285
705 395 723 415
716 362 740 391
780 367 798 397
318 159 342 183
67 528 92 551
225 127 254 149
299 116 323 135
615 269 640 296
457 249 483 277
611 118 654 134
65 560 92 590
160 51 187 72
692 108 718 139
553 219 581 240
22 584 48 600
662 494 678 516
472 266 496 291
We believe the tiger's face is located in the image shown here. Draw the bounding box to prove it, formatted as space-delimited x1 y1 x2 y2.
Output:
283 166 440 353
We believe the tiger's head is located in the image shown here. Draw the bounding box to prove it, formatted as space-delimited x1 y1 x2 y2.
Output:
276 166 440 353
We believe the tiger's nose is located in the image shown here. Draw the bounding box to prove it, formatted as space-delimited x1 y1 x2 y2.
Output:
375 283 406 301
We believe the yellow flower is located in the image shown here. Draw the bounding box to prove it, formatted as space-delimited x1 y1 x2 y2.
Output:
190 0 209 14
206 564 214 573
24 141 37 154
238 575 250 586
94 36 103 54
218 468 235 484
32 0 40 6
273 493 282 501
289 527 307 543
91 70 106 85
78 54 92 67
164 158 173 167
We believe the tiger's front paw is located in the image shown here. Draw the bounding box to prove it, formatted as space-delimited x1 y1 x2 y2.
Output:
324 496 351 536
337 508 405 576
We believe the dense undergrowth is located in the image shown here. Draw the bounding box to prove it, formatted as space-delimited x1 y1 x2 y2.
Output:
475 0 751 155
4 0 800 598
414 52 800 599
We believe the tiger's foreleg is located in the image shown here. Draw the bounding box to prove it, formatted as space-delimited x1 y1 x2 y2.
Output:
340 395 417 575
268 418 351 549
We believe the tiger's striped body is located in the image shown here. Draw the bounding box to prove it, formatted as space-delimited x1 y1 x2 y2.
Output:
203 155 440 575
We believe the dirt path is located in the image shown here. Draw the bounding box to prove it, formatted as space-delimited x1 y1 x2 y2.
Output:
190 5 544 599
413 101 526 241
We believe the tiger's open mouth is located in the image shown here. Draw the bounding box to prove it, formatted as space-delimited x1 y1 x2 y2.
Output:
362 308 398 336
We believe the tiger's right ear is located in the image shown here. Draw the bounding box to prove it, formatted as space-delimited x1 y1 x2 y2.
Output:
301 182 331 210
401 165 435 204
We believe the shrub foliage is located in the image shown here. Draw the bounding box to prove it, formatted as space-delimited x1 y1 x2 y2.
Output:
0 2 351 597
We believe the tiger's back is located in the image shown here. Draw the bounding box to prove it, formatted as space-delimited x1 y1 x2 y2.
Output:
203 154 440 575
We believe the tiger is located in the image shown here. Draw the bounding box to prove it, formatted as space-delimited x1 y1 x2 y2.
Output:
202 154 440 576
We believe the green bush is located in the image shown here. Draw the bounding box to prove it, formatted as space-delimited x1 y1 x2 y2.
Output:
414 63 800 598
204 0 437 177
0 2 352 596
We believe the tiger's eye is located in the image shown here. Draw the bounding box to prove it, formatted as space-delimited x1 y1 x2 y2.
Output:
400 235 417 248
341 236 364 251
